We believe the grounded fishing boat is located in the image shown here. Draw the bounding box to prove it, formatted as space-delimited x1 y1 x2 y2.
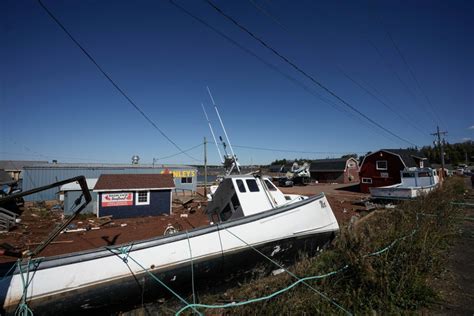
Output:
369 167 439 200
0 173 339 314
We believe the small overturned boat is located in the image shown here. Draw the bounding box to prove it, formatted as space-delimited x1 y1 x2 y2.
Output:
369 167 439 200
0 173 339 314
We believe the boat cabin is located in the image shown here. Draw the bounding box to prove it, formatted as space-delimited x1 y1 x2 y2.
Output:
400 168 438 187
206 175 305 223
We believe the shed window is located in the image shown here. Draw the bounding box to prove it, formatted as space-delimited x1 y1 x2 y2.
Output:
246 179 259 192
376 160 387 170
361 178 372 184
181 177 193 184
136 191 150 205
236 179 246 192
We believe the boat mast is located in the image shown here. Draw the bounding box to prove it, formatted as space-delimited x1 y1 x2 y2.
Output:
201 103 224 164
207 86 241 174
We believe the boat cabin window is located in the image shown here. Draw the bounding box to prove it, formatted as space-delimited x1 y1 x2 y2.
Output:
236 179 246 193
376 160 388 170
264 179 277 191
246 179 259 192
402 172 415 178
220 203 233 221
417 171 430 177
231 193 241 211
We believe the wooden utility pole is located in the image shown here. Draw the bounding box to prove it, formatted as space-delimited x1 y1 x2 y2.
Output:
431 126 447 179
204 137 208 197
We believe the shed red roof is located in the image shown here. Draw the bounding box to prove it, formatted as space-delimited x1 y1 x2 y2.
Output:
94 174 175 191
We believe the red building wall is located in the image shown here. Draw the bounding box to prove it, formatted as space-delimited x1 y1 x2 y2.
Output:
344 159 360 183
359 151 405 193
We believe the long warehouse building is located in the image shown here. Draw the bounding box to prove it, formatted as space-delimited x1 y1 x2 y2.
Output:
22 163 198 201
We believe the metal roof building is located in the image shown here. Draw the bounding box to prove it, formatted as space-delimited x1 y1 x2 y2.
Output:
22 163 197 201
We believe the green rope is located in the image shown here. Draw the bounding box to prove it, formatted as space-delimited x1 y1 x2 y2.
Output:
221 226 353 316
185 231 200 316
364 229 417 257
107 244 201 315
15 258 42 316
175 265 348 315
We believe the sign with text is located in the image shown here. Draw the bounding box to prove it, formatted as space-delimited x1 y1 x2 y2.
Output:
102 192 133 207
160 169 196 178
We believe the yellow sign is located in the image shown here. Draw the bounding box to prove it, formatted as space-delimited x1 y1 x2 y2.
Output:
160 169 196 178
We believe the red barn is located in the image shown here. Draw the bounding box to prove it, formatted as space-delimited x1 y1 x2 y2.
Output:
310 158 359 184
359 149 428 193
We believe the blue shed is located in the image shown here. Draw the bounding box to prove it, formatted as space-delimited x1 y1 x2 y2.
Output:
93 173 175 219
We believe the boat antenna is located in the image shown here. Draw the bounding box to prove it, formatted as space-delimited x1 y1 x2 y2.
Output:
207 86 241 174
202 103 224 164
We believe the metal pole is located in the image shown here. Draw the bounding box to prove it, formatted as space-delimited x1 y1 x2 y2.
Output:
207 86 240 173
204 137 208 197
431 125 447 180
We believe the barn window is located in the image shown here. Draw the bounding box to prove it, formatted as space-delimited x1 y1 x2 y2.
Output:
361 178 372 184
136 191 150 205
376 160 387 170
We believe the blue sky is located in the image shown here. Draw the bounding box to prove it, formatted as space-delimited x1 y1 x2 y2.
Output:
1 0 473 165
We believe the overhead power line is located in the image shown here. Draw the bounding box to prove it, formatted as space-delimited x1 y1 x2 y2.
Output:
245 1 429 138
168 1 393 142
36 0 199 162
153 143 204 161
233 144 365 155
203 0 417 147
384 31 445 128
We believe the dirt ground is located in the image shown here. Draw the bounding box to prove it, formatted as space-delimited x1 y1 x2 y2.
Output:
0 183 367 264
430 178 474 315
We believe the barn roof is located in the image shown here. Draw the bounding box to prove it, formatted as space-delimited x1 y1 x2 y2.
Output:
94 174 175 191
310 158 353 172
380 149 429 168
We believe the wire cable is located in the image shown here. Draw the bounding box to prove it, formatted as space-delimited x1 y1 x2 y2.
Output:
203 0 418 147
154 143 204 162
169 1 407 145
36 0 200 162
246 1 430 138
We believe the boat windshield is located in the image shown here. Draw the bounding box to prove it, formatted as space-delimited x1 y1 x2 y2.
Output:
264 179 277 191
402 172 415 178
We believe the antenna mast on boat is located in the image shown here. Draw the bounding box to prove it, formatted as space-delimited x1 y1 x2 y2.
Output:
207 86 241 175
202 103 224 164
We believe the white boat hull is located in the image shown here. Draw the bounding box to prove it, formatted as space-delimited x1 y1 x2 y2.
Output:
370 183 438 200
0 193 338 314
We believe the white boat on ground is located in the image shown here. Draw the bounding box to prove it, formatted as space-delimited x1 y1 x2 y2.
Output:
0 173 339 314
369 168 439 200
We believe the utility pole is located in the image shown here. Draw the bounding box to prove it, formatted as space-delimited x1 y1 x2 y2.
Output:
204 137 208 197
431 126 447 179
